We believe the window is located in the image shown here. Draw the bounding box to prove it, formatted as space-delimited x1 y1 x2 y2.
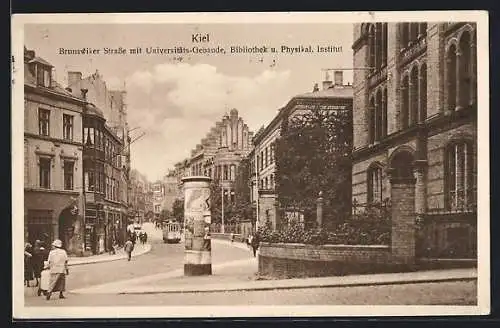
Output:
63 114 73 141
270 174 274 189
85 171 95 191
38 109 50 136
400 23 426 49
265 148 268 167
36 65 51 87
420 64 427 122
367 165 383 204
410 66 419 126
270 143 275 164
367 23 388 70
445 141 476 211
39 157 51 189
446 30 476 111
401 76 410 129
260 151 264 170
63 161 74 190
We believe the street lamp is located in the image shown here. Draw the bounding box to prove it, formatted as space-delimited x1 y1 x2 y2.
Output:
221 186 235 234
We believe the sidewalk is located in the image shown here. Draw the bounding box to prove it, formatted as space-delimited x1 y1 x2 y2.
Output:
68 243 152 266
70 238 476 295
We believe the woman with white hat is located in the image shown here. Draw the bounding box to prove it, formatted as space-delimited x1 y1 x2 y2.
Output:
45 239 69 300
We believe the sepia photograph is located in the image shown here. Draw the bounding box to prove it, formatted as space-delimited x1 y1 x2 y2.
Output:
11 11 489 318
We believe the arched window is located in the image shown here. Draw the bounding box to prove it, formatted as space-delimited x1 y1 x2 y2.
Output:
419 63 427 122
459 31 473 108
382 23 388 66
367 165 383 204
401 75 409 129
383 89 388 137
445 141 476 211
375 90 383 141
369 96 375 143
375 23 383 69
401 23 409 48
418 23 427 37
446 44 457 110
368 24 375 69
410 66 419 126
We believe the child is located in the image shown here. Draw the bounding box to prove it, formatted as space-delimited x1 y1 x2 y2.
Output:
37 261 50 296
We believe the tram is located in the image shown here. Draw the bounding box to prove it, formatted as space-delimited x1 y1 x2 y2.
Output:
162 220 182 244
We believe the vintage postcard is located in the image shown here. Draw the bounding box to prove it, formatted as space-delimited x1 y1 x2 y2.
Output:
11 11 489 319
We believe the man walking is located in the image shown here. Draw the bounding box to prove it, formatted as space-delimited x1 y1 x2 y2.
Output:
124 238 134 261
46 239 68 300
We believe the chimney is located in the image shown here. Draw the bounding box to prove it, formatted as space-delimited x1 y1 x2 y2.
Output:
81 88 88 100
322 70 332 90
68 71 82 87
334 71 343 86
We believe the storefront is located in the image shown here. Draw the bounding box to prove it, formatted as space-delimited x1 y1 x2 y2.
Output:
25 190 84 255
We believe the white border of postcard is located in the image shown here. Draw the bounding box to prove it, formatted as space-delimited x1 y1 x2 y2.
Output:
12 11 490 318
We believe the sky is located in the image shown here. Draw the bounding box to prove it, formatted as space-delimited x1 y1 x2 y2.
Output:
25 23 354 181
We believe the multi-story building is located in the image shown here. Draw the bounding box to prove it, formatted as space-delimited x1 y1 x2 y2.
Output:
251 72 353 230
81 100 128 254
67 70 131 223
152 180 164 220
180 109 254 203
162 173 180 215
351 22 477 259
24 47 86 255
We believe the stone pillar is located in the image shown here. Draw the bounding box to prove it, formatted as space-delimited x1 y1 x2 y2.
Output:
455 51 463 111
316 191 324 229
413 160 428 218
181 176 212 276
470 37 477 106
389 171 417 265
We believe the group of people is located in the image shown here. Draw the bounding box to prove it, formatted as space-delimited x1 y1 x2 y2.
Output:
24 239 69 300
138 231 148 244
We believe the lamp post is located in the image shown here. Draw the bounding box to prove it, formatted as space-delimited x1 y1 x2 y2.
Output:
221 186 234 234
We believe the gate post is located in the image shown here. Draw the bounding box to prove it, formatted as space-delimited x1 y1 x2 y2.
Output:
181 176 212 276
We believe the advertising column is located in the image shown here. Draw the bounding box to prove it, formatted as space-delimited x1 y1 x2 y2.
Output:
181 176 212 276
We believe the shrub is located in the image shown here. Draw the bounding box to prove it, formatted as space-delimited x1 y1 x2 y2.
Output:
257 200 391 246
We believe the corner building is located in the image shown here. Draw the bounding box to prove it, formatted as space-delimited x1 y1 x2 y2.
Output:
351 22 477 259
24 47 86 255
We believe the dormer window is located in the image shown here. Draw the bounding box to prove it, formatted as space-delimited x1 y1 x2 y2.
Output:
36 64 52 88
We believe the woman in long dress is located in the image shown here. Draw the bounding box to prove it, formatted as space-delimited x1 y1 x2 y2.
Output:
24 243 34 287
32 240 45 287
46 239 69 300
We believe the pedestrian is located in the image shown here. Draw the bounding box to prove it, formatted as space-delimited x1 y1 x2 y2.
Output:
37 260 50 296
32 240 45 287
247 234 253 249
124 238 134 261
144 232 148 244
250 234 260 257
24 243 34 287
230 232 235 243
46 239 69 300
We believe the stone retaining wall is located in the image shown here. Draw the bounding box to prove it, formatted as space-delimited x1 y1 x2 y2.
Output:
211 232 247 243
258 242 404 278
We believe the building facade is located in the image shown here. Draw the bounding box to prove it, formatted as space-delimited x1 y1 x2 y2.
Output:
67 70 131 219
82 102 128 254
251 72 353 230
162 173 180 215
24 47 86 255
351 22 477 259
180 109 254 203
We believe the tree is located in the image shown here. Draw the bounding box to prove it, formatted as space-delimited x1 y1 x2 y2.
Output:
171 198 184 223
232 158 254 224
275 105 353 230
160 209 172 222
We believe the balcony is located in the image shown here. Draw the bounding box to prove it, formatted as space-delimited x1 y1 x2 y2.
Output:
399 36 427 68
367 66 387 89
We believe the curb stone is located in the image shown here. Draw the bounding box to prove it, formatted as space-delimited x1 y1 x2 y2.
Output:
68 244 152 267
